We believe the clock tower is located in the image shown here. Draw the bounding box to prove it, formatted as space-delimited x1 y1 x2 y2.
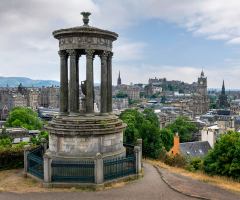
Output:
197 70 207 96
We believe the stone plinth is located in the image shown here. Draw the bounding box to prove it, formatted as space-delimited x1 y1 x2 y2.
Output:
45 115 126 160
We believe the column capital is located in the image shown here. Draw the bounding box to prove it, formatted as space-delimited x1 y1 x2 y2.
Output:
107 52 113 60
58 50 68 59
66 49 78 57
85 49 95 59
99 51 110 60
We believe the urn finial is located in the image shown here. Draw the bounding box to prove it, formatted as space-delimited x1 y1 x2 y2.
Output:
81 12 91 27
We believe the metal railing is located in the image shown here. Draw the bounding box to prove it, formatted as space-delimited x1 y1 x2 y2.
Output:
104 155 135 181
51 160 95 183
28 146 44 179
123 142 135 156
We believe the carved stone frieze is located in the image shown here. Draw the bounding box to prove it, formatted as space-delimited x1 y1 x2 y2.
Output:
59 36 112 48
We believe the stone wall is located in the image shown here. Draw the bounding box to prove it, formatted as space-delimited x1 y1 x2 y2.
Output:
49 131 123 155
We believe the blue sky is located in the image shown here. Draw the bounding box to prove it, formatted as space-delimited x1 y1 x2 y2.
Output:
1 0 240 89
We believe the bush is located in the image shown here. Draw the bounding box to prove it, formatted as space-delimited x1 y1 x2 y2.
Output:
158 148 186 168
30 131 49 145
203 131 240 178
0 146 24 170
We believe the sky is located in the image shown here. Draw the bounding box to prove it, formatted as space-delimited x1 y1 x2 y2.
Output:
1 0 240 89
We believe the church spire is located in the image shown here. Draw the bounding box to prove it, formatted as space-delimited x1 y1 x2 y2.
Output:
117 70 121 85
222 79 225 95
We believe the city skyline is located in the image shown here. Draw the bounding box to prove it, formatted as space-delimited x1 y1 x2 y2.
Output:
1 1 240 88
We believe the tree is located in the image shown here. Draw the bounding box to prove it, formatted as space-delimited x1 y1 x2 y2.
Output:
179 88 184 94
181 82 184 85
165 116 197 142
151 93 159 99
203 131 240 178
129 99 140 105
30 131 49 145
142 108 160 128
159 128 174 151
116 92 128 98
119 108 163 158
0 128 9 140
161 96 166 103
139 120 162 159
140 92 144 98
5 107 43 130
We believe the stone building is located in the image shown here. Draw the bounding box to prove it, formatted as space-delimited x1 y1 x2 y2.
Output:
219 80 227 109
27 88 39 111
0 104 9 120
230 99 240 114
8 92 27 110
39 86 60 108
112 97 128 110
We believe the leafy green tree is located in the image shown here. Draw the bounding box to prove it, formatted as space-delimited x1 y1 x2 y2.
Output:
203 131 240 178
209 103 218 109
159 128 174 151
140 92 144 97
161 96 166 103
142 108 160 128
30 131 49 145
0 128 9 140
130 99 140 105
165 116 197 142
0 138 12 148
5 107 43 130
151 93 159 99
116 92 128 98
181 82 184 85
139 120 162 159
119 108 163 158
179 88 184 93
160 83 168 91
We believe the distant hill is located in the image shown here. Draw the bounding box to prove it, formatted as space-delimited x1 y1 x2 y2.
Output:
0 76 100 87
0 76 60 87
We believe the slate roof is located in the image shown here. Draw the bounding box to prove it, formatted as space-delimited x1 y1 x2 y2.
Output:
178 141 212 158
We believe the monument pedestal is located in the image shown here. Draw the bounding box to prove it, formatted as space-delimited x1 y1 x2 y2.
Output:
45 115 126 161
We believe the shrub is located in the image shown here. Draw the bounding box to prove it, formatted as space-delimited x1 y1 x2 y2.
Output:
203 131 240 178
0 146 24 170
158 148 186 168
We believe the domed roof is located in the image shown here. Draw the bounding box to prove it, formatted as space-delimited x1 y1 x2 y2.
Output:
53 12 118 41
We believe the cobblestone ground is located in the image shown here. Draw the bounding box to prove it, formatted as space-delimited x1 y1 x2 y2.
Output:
0 163 195 200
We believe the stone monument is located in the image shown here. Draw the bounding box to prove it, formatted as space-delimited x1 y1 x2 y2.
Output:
45 12 126 160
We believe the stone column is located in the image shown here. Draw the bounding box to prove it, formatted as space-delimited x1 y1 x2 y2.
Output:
67 49 78 116
58 50 68 114
85 49 95 117
99 51 109 116
136 139 142 167
43 152 52 184
134 146 141 175
41 138 47 155
107 52 113 115
76 54 81 112
94 153 103 184
24 145 31 174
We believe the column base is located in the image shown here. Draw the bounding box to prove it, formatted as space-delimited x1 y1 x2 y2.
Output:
59 112 68 116
108 112 114 115
68 112 78 117
101 113 109 116
85 113 95 117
